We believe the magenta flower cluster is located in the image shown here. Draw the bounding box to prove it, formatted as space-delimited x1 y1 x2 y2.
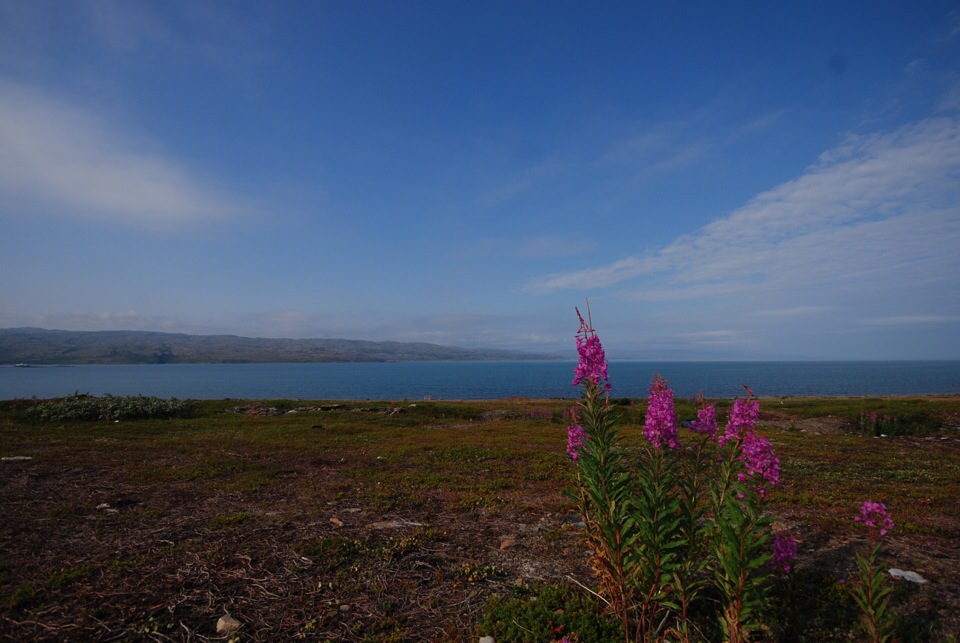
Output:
689 401 718 440
855 500 894 537
739 431 780 489
769 531 798 574
643 374 679 449
573 309 611 390
567 424 587 461
718 394 759 446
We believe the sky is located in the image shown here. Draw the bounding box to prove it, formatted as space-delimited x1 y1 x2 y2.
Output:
1 1 959 360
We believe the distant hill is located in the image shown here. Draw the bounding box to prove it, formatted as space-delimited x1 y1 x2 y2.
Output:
0 328 561 365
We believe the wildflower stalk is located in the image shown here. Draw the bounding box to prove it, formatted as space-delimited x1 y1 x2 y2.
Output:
709 392 776 641
569 310 634 640
673 431 713 641
632 443 683 640
850 500 895 643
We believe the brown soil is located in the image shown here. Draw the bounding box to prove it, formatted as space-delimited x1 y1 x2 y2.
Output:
1 442 593 640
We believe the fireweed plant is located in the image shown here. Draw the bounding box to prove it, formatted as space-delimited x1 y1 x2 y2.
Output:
567 311 792 642
851 500 895 643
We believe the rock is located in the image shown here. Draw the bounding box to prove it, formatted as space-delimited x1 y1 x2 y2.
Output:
479 637 495 643
367 519 424 529
216 614 241 635
889 568 929 584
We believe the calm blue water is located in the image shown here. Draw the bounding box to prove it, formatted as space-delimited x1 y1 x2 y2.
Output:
2 361 960 400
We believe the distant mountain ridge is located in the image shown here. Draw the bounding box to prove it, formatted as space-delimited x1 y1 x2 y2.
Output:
0 328 561 365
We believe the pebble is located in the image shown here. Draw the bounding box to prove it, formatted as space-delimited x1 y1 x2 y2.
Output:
216 614 241 634
889 568 929 584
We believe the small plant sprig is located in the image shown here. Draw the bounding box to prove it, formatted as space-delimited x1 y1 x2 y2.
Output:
850 500 895 643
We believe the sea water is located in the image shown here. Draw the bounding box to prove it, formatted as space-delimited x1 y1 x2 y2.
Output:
2 361 960 400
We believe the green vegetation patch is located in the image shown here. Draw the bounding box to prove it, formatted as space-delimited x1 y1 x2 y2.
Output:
28 394 193 422
478 583 623 642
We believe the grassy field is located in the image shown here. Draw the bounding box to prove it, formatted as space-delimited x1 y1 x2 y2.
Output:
1 395 958 641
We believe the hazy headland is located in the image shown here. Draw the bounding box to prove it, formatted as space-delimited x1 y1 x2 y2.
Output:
0 328 561 365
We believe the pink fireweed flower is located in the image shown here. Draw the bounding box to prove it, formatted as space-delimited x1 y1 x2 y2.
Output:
855 500 894 538
739 430 780 489
573 308 611 390
689 399 718 440
718 388 759 446
769 531 798 574
567 424 587 461
643 373 679 449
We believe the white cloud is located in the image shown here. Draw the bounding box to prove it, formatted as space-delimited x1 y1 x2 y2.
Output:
526 115 960 309
0 79 247 230
528 257 652 292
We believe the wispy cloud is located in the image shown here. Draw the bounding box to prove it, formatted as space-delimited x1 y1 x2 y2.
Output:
755 306 833 318
599 124 711 177
676 329 754 347
0 78 248 230
596 107 784 187
860 315 960 327
527 115 960 308
455 234 595 261
519 235 596 259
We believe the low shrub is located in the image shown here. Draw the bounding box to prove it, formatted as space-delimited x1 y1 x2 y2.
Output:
479 583 622 642
29 394 193 422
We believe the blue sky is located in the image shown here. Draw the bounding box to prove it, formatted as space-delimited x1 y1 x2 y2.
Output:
1 1 959 360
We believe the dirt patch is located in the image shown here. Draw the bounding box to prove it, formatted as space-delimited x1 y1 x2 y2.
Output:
762 413 852 435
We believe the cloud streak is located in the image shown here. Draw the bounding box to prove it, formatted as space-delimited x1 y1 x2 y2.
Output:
0 78 247 230
527 115 960 308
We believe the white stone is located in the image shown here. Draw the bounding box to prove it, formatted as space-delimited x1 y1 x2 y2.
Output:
889 568 929 584
479 637 495 643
